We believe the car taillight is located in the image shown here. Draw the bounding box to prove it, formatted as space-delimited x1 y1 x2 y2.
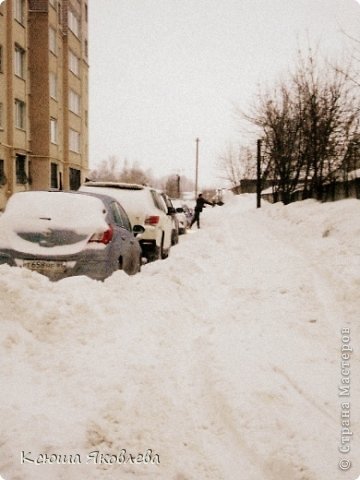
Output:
89 225 113 244
145 215 160 225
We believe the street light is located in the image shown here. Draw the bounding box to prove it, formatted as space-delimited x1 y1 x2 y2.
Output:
195 137 200 198
176 174 181 198
257 139 262 208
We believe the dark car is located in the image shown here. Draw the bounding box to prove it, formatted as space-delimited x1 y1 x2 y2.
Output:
0 190 144 281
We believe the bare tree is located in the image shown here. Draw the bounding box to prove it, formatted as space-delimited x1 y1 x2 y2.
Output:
119 160 153 185
334 31 360 89
164 174 180 198
242 48 360 203
89 157 153 185
158 174 195 198
89 155 121 181
217 144 242 188
294 52 359 199
217 143 256 188
240 146 257 180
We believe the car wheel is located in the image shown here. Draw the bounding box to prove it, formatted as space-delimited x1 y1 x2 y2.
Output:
120 253 140 276
171 229 179 245
147 242 161 262
161 233 170 259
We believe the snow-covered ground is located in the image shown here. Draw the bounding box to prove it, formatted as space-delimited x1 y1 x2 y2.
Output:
0 194 359 480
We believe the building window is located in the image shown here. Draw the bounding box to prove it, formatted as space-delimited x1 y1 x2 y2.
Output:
84 3 88 22
15 99 25 129
68 9 79 38
69 89 80 115
50 118 58 144
16 154 28 184
84 39 88 58
69 50 79 76
49 26 57 54
51 163 58 188
0 103 3 129
0 160 7 186
0 45 3 73
69 128 80 153
69 168 81 190
14 45 25 78
49 72 57 99
14 0 25 24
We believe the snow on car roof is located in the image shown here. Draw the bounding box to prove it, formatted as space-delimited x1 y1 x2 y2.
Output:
6 190 105 214
3 191 108 231
84 181 144 190
80 183 158 216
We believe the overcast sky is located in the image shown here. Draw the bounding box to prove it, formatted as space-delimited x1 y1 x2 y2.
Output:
89 0 360 188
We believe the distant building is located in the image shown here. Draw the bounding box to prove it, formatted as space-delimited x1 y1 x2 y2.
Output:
0 0 89 210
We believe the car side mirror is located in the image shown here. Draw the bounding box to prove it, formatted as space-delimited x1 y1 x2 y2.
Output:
167 207 175 215
133 224 145 237
176 207 184 213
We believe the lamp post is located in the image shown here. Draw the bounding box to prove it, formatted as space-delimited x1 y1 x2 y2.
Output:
176 174 181 198
195 137 200 198
257 139 262 208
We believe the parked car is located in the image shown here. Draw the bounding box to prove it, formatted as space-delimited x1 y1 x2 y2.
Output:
0 191 144 281
171 199 188 234
160 193 179 245
174 201 193 228
80 182 173 262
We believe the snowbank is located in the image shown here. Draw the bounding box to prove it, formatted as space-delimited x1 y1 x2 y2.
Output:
0 195 359 480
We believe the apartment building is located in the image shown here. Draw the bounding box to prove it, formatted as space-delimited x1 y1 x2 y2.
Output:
0 0 89 210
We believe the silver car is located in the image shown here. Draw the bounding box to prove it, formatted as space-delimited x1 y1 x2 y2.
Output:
0 191 144 281
171 199 189 234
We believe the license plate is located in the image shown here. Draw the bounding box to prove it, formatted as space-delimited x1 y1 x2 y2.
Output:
23 260 67 275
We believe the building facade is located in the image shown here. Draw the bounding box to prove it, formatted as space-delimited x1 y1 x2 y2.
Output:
0 0 89 210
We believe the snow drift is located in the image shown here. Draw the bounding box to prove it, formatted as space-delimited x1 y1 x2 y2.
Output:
0 194 359 480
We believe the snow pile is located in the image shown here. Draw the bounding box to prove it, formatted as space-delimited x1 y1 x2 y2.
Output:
0 195 359 480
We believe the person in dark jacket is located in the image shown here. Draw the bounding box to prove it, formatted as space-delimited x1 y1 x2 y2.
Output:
190 193 213 229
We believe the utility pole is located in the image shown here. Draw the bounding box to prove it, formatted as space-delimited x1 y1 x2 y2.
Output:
177 174 181 198
195 137 199 198
257 139 262 208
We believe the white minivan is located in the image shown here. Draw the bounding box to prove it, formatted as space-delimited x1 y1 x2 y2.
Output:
80 182 173 261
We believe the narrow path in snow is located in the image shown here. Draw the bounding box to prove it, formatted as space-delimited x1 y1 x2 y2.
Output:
148 198 357 480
